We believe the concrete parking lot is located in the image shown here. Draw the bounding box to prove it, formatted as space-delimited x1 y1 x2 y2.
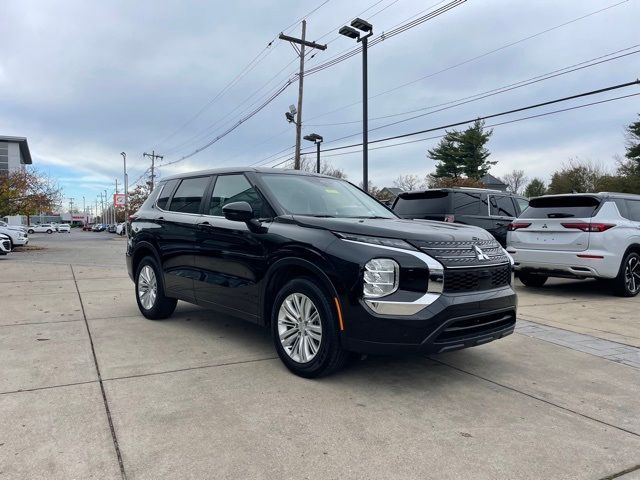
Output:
1 231 639 479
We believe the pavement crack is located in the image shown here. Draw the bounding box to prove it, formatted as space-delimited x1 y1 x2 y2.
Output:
598 463 640 480
71 264 128 480
102 356 279 382
429 357 640 439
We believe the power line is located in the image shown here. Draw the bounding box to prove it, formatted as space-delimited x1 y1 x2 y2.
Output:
306 46 640 146
263 79 640 166
157 0 465 167
148 0 334 152
305 0 631 122
251 47 637 166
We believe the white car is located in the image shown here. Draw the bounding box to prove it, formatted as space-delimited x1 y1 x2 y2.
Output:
0 225 29 249
0 220 27 233
507 193 640 296
27 224 55 234
0 233 11 255
58 224 71 233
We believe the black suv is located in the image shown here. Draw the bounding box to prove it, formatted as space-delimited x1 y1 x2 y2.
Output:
127 169 517 377
393 188 529 247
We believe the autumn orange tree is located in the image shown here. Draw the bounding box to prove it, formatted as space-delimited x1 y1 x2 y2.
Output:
0 169 62 222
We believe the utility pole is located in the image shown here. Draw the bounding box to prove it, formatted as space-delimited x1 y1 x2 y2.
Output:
69 197 74 214
143 150 163 191
279 22 327 169
121 152 128 237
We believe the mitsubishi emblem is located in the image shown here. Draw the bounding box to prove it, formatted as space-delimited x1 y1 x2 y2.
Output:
473 245 490 261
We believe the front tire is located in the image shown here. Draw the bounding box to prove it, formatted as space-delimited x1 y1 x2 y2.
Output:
271 278 348 378
28 229 34 234
519 272 548 287
613 252 640 297
46 229 52 234
135 256 177 319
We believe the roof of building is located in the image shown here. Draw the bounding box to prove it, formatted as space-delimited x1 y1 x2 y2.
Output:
0 135 32 164
480 173 506 186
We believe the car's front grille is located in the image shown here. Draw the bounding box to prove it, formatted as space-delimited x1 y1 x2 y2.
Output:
413 239 508 267
434 311 516 343
1 240 10 250
444 264 512 293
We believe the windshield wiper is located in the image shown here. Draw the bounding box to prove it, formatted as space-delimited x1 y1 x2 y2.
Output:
350 215 392 219
302 214 336 218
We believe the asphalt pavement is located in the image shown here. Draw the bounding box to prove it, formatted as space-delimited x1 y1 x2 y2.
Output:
1 230 639 479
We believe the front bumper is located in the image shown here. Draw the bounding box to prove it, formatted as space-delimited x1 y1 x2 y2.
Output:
340 286 517 355
510 247 619 279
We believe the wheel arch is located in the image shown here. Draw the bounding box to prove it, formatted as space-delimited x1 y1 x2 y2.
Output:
261 257 340 328
131 240 162 278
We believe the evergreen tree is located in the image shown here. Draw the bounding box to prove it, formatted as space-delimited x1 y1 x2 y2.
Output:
625 114 640 164
458 120 495 179
429 134 463 178
523 178 546 198
428 120 495 179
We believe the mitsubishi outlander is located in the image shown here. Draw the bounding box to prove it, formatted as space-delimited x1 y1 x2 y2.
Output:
127 168 517 377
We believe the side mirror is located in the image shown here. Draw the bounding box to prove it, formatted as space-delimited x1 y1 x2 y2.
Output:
222 201 254 222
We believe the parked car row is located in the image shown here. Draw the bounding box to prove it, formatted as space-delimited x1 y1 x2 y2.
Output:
393 188 640 297
87 223 125 234
27 223 71 234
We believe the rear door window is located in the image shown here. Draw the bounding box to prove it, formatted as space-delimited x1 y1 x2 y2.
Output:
453 192 482 215
393 191 450 215
167 176 211 214
625 200 640 222
490 195 517 217
521 196 601 219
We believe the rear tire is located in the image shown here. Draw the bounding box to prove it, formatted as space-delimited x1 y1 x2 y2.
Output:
519 272 548 288
27 229 34 234
612 252 640 297
271 278 348 378
46 229 52 234
135 256 177 319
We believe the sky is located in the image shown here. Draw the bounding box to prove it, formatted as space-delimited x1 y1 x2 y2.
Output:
1 0 639 213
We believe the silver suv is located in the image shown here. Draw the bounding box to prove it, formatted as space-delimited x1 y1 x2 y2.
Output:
507 193 640 296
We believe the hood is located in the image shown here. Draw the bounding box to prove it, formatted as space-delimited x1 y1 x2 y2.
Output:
287 216 494 242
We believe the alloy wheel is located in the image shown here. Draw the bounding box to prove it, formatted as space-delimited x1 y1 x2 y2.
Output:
625 255 640 294
138 265 158 310
277 293 322 363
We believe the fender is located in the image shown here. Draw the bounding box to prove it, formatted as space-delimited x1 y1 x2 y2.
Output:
260 256 343 326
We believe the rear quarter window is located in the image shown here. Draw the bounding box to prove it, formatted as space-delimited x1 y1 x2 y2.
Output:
521 196 601 219
453 192 482 215
394 191 451 215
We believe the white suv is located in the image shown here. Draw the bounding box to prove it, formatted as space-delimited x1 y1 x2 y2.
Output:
507 193 640 296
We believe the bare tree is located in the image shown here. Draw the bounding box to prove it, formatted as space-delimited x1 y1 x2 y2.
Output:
393 174 424 192
502 169 529 195
284 156 347 179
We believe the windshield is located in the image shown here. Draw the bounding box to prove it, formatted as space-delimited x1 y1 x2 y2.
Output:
259 173 395 219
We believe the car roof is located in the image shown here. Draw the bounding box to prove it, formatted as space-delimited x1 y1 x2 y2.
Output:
530 192 640 201
162 167 338 182
400 187 518 195
161 167 340 182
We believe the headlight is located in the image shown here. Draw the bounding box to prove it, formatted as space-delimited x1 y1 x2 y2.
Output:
363 258 399 298
334 232 416 251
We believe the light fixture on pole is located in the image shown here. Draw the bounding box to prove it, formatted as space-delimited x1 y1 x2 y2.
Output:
339 17 373 192
303 133 324 173
121 152 128 237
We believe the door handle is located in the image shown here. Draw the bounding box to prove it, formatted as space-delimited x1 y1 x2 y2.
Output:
157 216 164 220
197 221 212 228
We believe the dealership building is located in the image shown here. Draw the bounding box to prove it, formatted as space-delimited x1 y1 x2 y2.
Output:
1 135 33 225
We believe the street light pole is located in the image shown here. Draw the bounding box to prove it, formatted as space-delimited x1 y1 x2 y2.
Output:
304 133 324 173
339 18 373 192
121 152 128 237
362 33 369 192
